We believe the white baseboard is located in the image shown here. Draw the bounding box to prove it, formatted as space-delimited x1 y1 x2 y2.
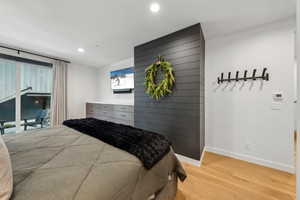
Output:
205 146 295 174
175 153 200 166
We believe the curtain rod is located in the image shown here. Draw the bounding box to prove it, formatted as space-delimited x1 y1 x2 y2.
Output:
0 45 71 63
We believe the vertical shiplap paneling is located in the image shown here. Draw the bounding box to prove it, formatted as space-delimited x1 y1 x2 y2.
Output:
134 24 205 160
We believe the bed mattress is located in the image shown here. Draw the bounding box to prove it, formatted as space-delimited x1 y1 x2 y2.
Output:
3 126 186 200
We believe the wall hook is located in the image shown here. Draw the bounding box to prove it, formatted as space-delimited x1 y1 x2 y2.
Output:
243 70 247 81
221 73 224 83
266 73 269 81
217 68 269 84
252 69 257 80
262 68 267 80
235 71 239 81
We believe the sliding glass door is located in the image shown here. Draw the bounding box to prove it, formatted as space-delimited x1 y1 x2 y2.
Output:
0 57 53 134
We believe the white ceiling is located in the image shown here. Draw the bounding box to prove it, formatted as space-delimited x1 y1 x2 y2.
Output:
0 0 296 67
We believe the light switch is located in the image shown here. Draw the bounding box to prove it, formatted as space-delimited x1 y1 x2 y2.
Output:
272 92 283 101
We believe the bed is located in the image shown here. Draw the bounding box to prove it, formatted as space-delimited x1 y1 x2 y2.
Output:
3 118 186 200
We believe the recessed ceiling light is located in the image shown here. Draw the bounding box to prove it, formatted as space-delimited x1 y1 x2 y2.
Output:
77 48 85 53
150 3 160 13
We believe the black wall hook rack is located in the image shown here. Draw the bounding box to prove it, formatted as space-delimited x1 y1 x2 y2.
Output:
217 68 269 84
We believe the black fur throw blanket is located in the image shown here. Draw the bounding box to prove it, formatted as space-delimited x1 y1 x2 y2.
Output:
63 118 171 169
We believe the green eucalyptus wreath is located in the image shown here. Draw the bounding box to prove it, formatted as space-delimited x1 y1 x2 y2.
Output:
144 56 175 100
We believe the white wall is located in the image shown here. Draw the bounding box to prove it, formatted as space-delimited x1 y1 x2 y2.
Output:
296 0 300 198
67 64 99 119
97 58 134 105
205 19 296 172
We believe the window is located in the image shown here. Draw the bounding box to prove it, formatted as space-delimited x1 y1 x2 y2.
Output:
0 55 53 134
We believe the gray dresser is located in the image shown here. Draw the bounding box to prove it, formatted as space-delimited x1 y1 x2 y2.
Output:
86 102 134 126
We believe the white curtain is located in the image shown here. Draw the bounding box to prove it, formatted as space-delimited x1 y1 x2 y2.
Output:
50 61 68 127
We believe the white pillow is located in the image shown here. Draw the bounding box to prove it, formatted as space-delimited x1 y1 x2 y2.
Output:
0 135 13 200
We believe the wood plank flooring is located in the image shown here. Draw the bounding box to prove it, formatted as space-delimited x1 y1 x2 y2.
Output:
176 152 295 200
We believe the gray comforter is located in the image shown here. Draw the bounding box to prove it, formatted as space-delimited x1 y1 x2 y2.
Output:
3 126 186 200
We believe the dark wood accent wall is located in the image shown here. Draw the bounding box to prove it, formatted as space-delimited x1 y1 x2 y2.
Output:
134 24 205 160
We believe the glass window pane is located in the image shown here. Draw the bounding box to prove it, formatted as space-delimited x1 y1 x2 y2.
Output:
20 63 52 131
0 58 17 134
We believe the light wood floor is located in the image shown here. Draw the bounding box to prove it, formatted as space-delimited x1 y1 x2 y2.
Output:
176 152 295 200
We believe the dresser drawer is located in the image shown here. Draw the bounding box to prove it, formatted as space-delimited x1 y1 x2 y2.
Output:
95 111 113 120
86 112 95 118
113 118 133 126
113 111 134 121
96 104 113 111
86 103 96 113
94 114 113 122
97 110 113 117
86 103 134 125
113 105 133 113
